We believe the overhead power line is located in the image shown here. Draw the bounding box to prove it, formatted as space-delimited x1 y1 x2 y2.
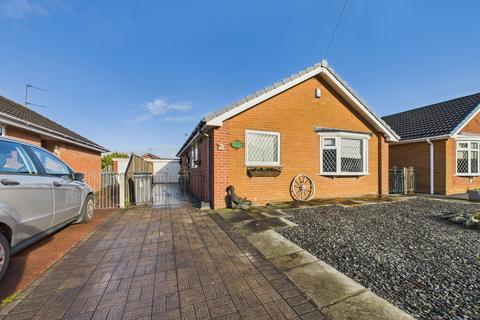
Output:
324 0 348 59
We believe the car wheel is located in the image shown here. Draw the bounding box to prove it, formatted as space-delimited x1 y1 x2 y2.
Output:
80 195 95 224
0 233 10 282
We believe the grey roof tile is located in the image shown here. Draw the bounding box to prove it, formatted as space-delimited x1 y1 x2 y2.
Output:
382 93 480 141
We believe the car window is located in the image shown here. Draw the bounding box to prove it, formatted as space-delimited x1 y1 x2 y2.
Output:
0 140 37 174
31 148 71 177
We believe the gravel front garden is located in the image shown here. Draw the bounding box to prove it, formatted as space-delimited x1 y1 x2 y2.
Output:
278 198 480 320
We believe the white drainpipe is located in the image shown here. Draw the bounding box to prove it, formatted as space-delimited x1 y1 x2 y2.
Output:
427 139 434 194
201 131 210 205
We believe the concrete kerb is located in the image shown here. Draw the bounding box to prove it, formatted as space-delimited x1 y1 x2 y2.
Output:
247 229 414 320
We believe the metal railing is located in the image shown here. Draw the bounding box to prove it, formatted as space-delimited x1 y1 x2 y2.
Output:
85 172 155 209
86 172 124 209
389 166 415 194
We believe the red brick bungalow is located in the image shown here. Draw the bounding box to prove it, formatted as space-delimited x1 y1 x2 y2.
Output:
383 93 480 195
0 95 109 187
177 60 399 208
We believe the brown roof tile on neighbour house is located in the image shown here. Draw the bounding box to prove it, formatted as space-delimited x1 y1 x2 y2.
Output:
383 93 480 141
0 95 108 152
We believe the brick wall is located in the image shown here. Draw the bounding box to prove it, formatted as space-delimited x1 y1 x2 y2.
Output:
446 112 480 193
445 138 480 194
5 127 41 146
389 140 447 194
180 133 210 202
389 142 430 193
206 75 388 208
42 140 101 188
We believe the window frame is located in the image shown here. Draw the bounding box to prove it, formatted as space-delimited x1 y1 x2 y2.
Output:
27 145 74 178
0 125 5 137
245 130 281 167
319 132 370 176
455 139 480 176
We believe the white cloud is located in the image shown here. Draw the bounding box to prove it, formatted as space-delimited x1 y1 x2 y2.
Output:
165 116 195 123
0 0 48 19
129 98 192 123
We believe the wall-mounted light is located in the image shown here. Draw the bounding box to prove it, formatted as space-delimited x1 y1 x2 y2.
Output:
315 88 321 99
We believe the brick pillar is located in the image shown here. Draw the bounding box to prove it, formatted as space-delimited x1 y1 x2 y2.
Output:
378 134 389 195
210 124 229 208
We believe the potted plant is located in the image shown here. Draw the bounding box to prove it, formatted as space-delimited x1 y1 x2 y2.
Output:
467 188 480 202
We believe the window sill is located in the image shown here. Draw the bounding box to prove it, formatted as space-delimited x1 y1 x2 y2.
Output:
455 174 480 177
319 173 369 177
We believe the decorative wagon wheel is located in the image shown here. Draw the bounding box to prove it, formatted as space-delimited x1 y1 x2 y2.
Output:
290 174 315 201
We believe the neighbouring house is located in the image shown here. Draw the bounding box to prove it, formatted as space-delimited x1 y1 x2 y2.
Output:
177 60 399 208
383 93 480 195
0 95 109 187
141 152 162 160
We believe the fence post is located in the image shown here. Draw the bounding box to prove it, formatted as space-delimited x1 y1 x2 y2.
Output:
119 174 125 208
402 167 407 195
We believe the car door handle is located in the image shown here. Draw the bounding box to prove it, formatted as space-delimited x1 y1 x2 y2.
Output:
0 179 20 186
53 181 62 187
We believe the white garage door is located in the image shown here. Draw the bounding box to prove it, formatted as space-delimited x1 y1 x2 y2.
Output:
152 159 180 183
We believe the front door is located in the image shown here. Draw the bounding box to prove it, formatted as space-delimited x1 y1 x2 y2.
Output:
0 140 54 243
29 147 82 225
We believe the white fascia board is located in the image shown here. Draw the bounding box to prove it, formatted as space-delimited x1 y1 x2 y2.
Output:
0 113 107 153
319 69 398 142
205 67 324 127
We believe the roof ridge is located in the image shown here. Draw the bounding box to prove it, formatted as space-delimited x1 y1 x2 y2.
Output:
383 92 480 119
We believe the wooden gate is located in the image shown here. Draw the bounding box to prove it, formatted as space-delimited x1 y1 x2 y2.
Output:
389 166 415 194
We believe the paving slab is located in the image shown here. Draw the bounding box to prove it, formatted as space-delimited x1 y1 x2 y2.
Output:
233 218 293 236
284 260 365 308
322 290 413 320
246 230 303 259
270 250 319 271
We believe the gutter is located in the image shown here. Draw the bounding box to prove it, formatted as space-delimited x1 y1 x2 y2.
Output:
390 135 451 145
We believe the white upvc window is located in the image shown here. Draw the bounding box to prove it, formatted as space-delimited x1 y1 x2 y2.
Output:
320 132 369 176
456 140 480 176
190 141 199 168
0 125 5 136
245 130 280 166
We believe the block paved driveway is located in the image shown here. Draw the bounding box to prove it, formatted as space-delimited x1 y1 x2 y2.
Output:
1 203 325 320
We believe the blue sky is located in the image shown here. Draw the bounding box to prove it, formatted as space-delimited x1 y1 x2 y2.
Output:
0 0 479 156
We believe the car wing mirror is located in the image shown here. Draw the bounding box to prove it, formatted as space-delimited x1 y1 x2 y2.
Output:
73 172 85 181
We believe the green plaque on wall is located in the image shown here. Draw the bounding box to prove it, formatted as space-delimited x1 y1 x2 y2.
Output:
231 140 244 149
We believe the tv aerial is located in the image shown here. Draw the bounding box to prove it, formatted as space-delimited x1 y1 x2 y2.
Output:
24 84 48 108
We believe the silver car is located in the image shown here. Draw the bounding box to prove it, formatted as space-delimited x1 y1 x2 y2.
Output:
0 137 94 281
